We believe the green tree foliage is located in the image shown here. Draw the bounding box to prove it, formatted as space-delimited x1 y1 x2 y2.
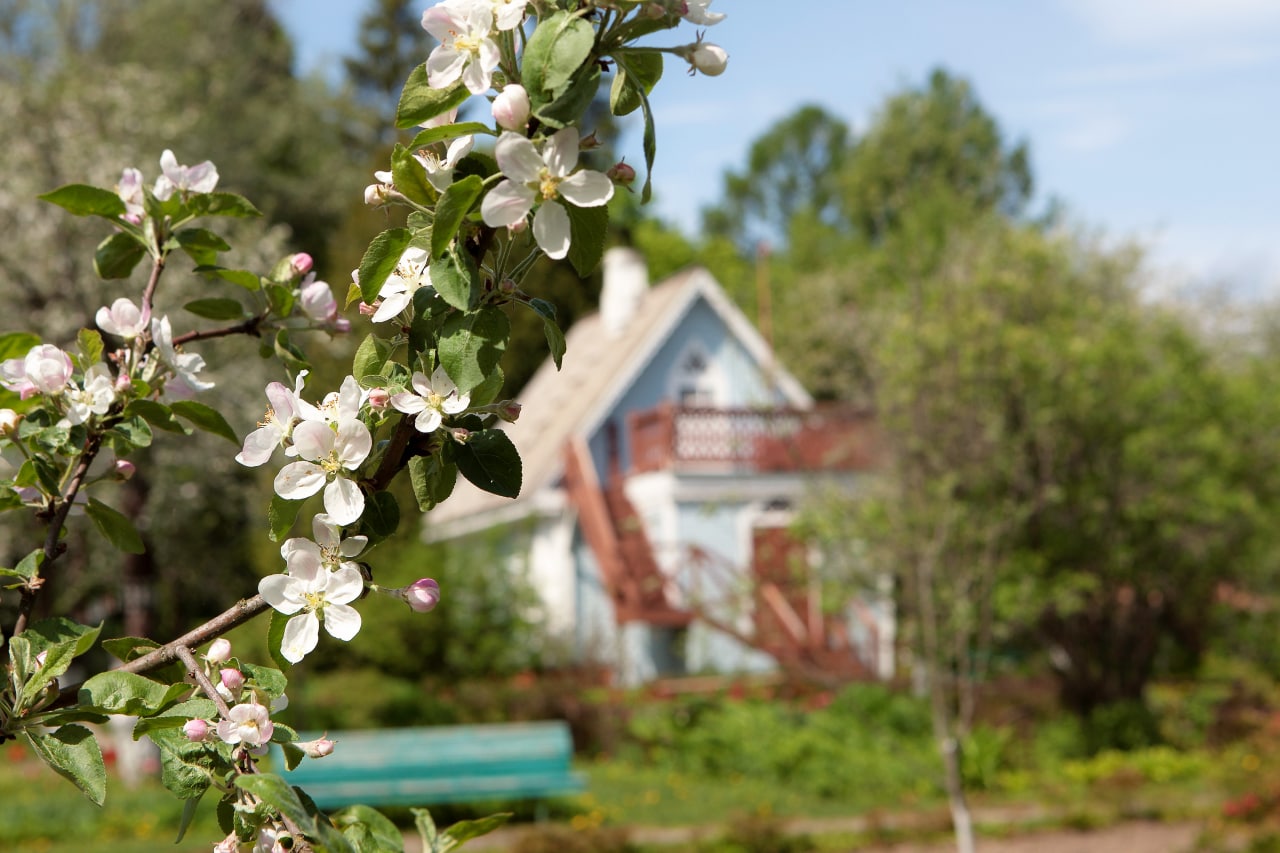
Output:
345 0 433 137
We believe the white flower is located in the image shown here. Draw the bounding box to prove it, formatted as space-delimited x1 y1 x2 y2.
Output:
683 0 725 26
421 1 501 95
2 345 74 398
390 366 470 433
281 513 367 574
152 150 219 201
255 826 287 853
414 134 474 193
115 168 145 220
372 247 432 323
215 701 274 747
480 128 615 260
62 364 116 426
236 373 321 467
314 375 367 427
477 0 528 31
364 170 396 206
492 84 530 131
96 298 146 339
272 418 372 525
150 316 214 395
258 556 364 664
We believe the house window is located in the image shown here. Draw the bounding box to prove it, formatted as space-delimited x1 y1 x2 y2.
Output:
669 342 723 407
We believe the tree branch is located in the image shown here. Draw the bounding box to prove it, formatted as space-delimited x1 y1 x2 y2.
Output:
173 314 266 346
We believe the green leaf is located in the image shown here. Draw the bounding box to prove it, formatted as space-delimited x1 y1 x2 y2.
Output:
414 809 441 853
235 775 337 848
76 329 103 368
26 725 106 805
78 671 177 716
268 494 303 542
182 298 245 321
454 429 522 498
273 330 309 372
13 548 44 581
152 731 214 800
442 813 514 849
265 282 296 318
359 228 414 305
187 192 262 218
529 299 567 370
101 636 160 663
391 142 437 208
86 498 146 554
523 12 596 107
173 227 231 266
438 307 509 394
176 794 203 844
193 265 261 291
334 805 405 853
125 399 189 434
241 662 287 700
468 366 504 407
39 184 128 218
609 51 663 116
408 121 493 150
352 333 394 380
15 618 101 709
430 249 479 312
132 698 218 736
533 61 601 129
94 231 147 280
432 175 484 259
106 415 153 450
361 491 400 544
565 202 609 277
0 332 40 361
397 64 469 128
267 609 290 670
170 400 238 444
409 454 457 512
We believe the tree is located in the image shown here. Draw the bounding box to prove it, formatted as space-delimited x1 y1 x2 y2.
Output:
344 0 435 141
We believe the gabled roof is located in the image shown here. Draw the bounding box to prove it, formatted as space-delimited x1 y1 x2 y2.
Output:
425 265 812 537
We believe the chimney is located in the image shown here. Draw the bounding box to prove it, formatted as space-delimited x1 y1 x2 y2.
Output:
601 247 648 335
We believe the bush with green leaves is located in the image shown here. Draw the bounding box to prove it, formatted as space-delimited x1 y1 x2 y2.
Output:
0 1 729 850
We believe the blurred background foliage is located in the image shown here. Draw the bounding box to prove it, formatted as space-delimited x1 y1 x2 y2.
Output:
0 1 1278 783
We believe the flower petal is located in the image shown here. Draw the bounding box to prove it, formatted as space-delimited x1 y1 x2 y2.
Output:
326 566 366 605
274 461 326 501
559 170 615 208
324 476 365 526
494 133 544 183
414 408 443 433
259 574 305 614
334 419 372 468
533 201 571 260
543 127 579 178
236 425 281 467
281 613 320 663
322 603 362 642
391 392 428 415
291 420 335 461
426 45 465 89
481 180 535 229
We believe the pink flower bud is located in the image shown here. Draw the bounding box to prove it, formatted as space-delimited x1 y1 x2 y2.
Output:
492 84 530 131
578 131 602 150
367 388 391 410
289 253 314 276
183 718 210 742
449 427 471 444
113 459 136 481
206 638 232 663
508 219 528 235
299 735 336 758
359 301 379 316
497 401 522 423
0 408 20 435
220 668 245 692
607 161 636 187
405 578 440 613
114 372 133 393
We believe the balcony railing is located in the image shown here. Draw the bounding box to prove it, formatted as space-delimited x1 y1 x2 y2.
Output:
627 403 878 474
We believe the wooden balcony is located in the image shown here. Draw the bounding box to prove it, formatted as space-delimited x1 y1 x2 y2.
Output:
627 403 878 475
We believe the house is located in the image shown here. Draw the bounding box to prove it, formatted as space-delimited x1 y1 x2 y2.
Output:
426 248 893 686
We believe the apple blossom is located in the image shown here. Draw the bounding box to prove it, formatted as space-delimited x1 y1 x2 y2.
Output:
2 345 74 398
421 1 501 95
607 160 637 188
289 253 314 276
0 408 20 435
281 513 367 575
367 388 391 410
183 718 210 742
152 149 219 201
364 170 396 206
258 557 364 663
477 0 529 31
415 134 474 193
236 373 320 467
150 316 214 395
314 375 367 426
297 735 337 758
115 167 145 221
492 84 530 132
405 578 441 613
62 364 116 426
372 247 432 323
220 668 245 693
299 273 349 332
214 833 239 853
215 701 274 748
480 128 615 260
272 418 372 525
113 459 136 481
206 638 232 663
96 297 146 339
391 366 471 433
682 0 725 25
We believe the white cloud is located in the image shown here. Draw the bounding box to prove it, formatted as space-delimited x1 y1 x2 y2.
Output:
1064 0 1280 44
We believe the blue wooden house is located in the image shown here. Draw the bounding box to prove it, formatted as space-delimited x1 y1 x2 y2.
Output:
427 248 892 685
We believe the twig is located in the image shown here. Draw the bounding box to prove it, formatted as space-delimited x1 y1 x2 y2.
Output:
175 645 231 719
173 315 265 346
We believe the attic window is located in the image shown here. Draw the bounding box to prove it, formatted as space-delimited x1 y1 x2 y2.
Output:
669 342 724 407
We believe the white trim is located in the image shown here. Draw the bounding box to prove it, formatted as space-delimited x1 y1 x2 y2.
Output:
423 487 566 541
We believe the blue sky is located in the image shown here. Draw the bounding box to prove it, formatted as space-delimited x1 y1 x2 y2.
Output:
272 0 1280 295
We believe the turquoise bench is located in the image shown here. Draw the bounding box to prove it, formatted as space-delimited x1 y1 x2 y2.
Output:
274 721 584 810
